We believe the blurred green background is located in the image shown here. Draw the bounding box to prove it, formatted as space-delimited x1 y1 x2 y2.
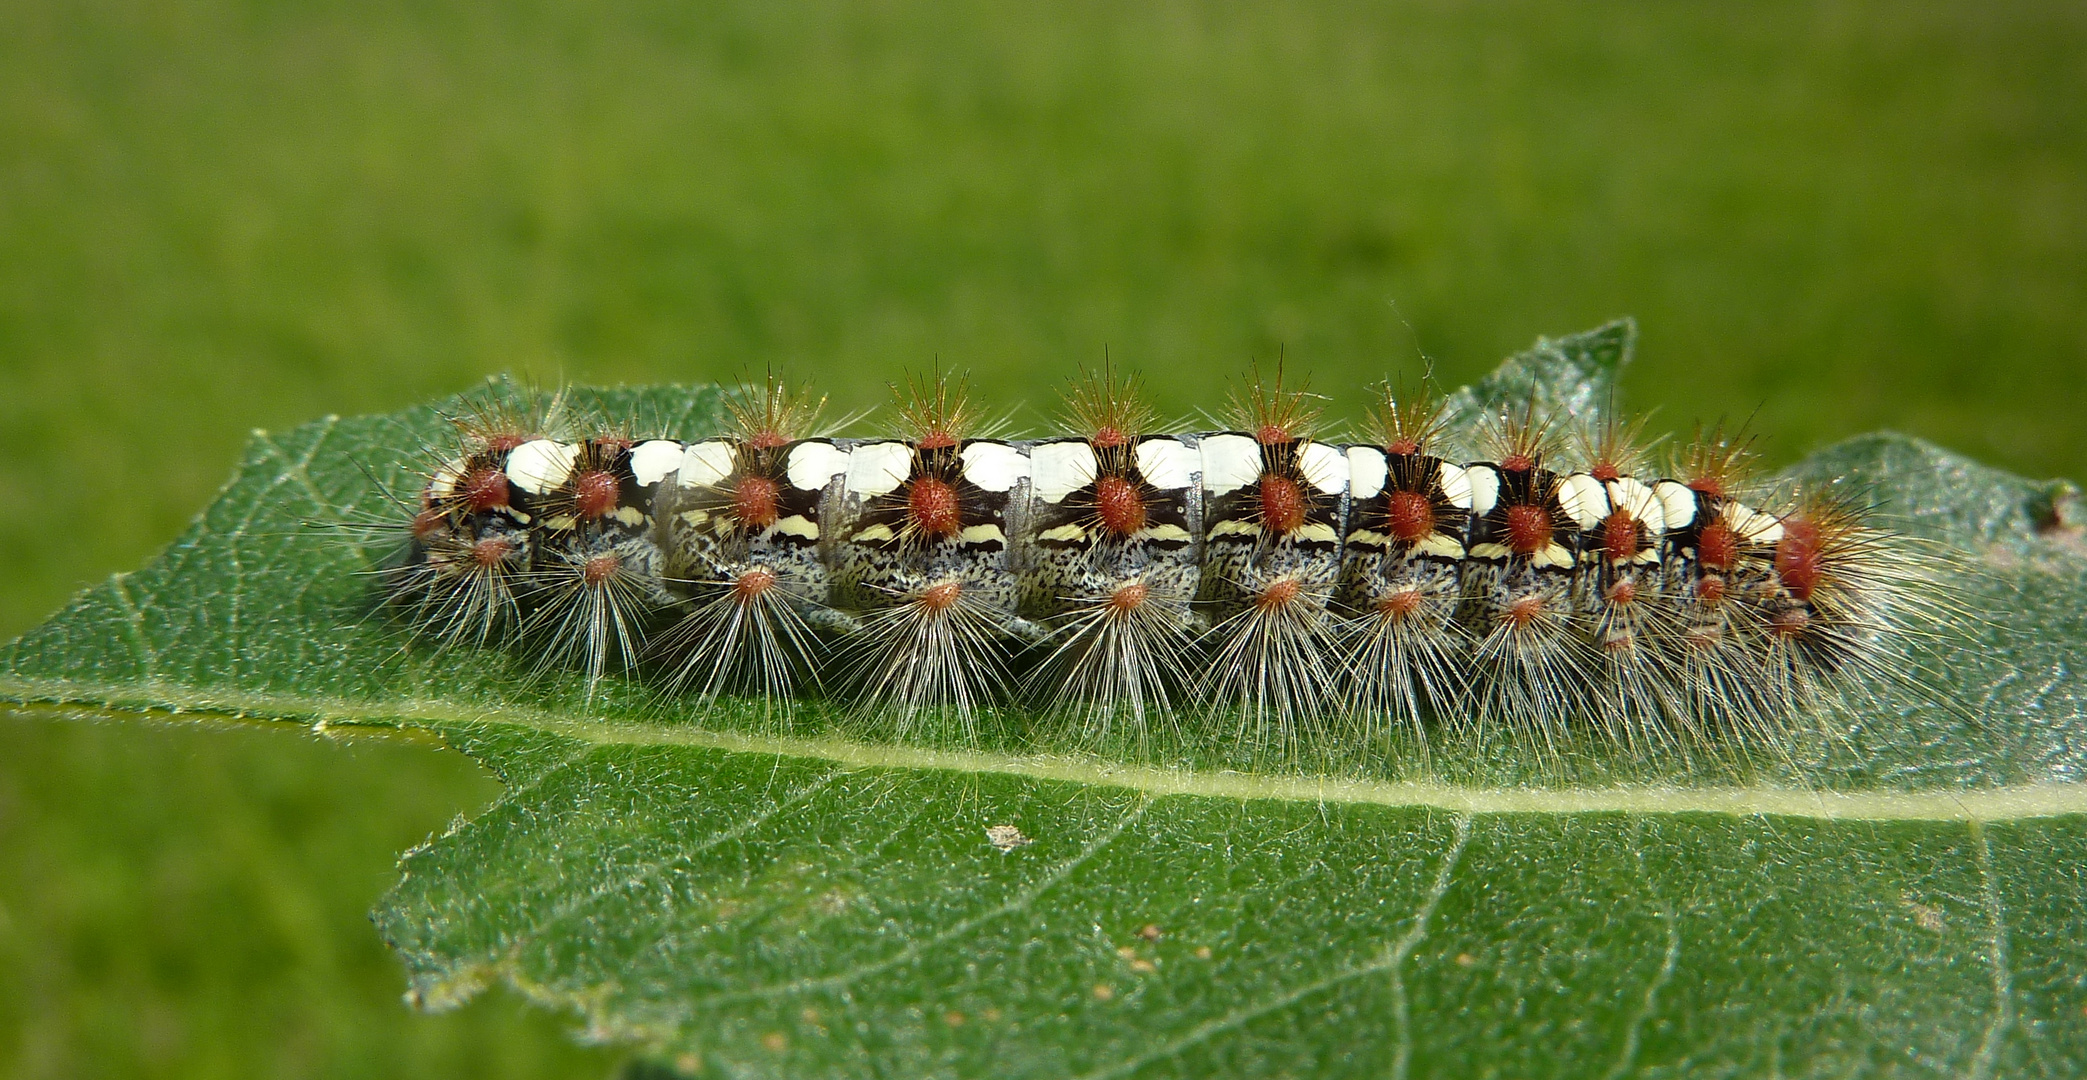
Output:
1 0 2081 1075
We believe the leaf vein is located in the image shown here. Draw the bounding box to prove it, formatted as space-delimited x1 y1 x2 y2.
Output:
105 573 159 680
1081 812 1473 1080
1967 822 2013 1080
699 793 1155 1007
1601 841 1681 1080
505 760 848 957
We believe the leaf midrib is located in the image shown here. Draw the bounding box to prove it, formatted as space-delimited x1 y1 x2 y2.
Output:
6 676 2079 822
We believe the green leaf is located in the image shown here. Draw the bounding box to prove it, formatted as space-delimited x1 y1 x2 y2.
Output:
6 324 2086 1078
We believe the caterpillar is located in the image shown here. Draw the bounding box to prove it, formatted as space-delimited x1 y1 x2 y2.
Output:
378 366 1932 762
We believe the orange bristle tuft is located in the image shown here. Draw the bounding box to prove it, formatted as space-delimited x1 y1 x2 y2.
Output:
1061 359 1155 451
1254 577 1303 613
1772 486 1885 608
893 369 977 451
1105 580 1150 614
1503 594 1547 628
1674 421 1757 500
1228 358 1321 447
457 465 511 512
1504 504 1555 555
1378 588 1425 620
917 580 964 612
731 567 778 600
1577 408 1657 483
1479 397 1560 474
1258 474 1308 536
1369 383 1448 458
444 379 567 456
1599 508 1646 563
1697 521 1741 571
726 368 827 450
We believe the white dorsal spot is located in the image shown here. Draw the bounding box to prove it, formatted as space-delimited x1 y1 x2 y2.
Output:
506 440 579 495
1606 477 1658 524
1438 462 1473 510
1030 441 1099 504
674 440 736 489
786 440 851 492
1201 433 1262 496
1135 437 1198 491
960 441 1031 494
630 440 685 487
845 441 913 498
1347 446 1388 501
428 457 469 500
1299 441 1348 496
1556 473 1611 530
1465 465 1501 518
1725 501 1785 543
1654 481 1699 531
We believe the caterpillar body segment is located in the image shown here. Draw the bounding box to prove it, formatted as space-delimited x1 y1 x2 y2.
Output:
829 435 1036 735
384 375 1929 755
1194 430 1350 744
1021 432 1204 740
648 436 848 703
505 436 679 697
1191 366 1352 745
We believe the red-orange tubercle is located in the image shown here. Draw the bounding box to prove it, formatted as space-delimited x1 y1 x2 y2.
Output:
908 477 963 539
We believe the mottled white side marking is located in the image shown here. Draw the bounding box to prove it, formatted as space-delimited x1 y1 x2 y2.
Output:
1417 533 1466 560
772 515 819 540
1724 501 1784 543
1292 522 1340 544
1438 462 1473 510
958 523 1006 545
1201 434 1263 496
1029 441 1097 503
1557 473 1610 529
959 441 1028 493
1605 477 1659 525
1299 441 1348 496
1135 437 1198 491
673 440 735 489
629 440 684 487
427 457 468 500
786 440 850 492
1465 465 1501 518
1347 446 1388 501
506 440 579 495
845 441 913 498
1653 481 1698 531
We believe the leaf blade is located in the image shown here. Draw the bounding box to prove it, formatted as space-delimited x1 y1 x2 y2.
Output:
5 328 2085 1076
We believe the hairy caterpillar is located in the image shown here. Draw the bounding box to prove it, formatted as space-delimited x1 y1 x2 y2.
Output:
377 366 1933 761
